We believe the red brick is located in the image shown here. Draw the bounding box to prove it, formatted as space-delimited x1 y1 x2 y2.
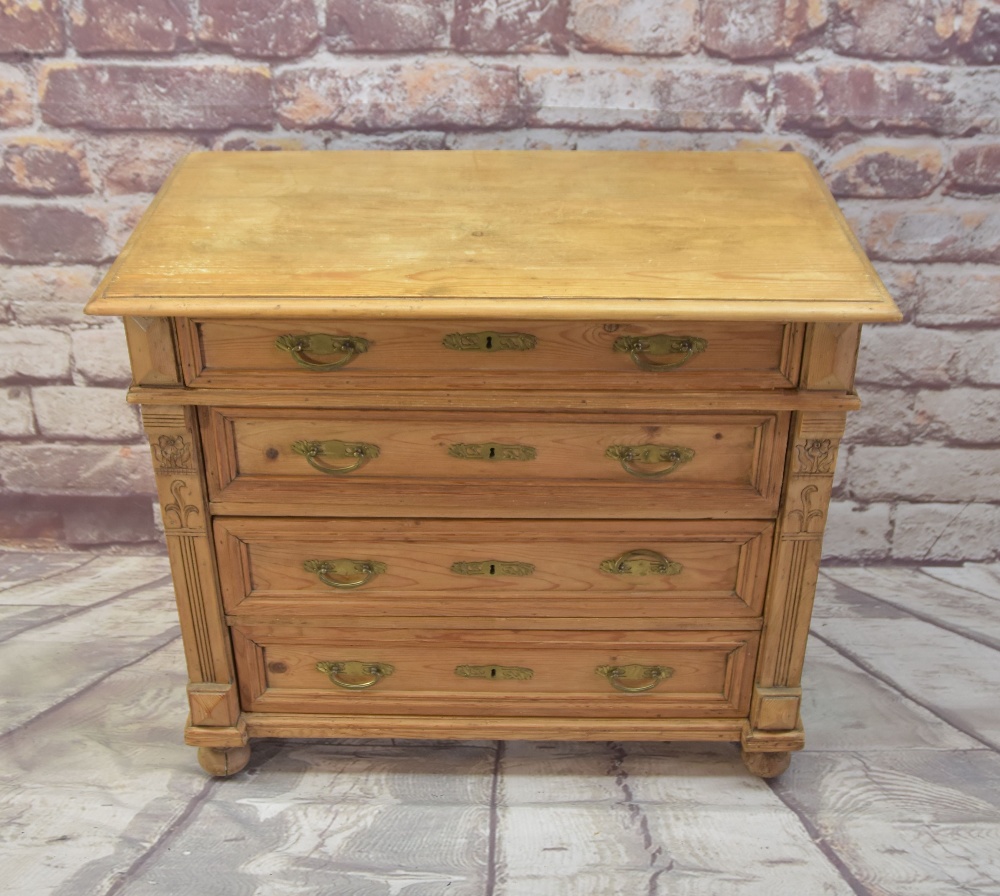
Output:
0 264 103 325
41 63 273 130
775 64 1000 135
958 2 1000 64
846 201 1000 263
833 0 962 60
277 61 521 130
0 442 154 496
327 0 450 51
453 0 567 53
0 204 105 264
0 63 32 128
70 0 193 54
569 0 698 55
824 143 943 198
198 0 319 57
0 325 71 380
522 63 768 130
949 144 1000 194
0 137 91 196
912 264 1000 327
93 134 202 194
703 0 826 60
0 0 63 55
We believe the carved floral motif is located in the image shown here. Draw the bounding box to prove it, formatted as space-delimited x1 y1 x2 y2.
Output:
152 434 194 474
163 479 200 529
794 438 835 474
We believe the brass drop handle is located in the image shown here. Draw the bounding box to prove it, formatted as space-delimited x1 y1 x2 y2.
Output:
600 549 682 577
316 660 394 690
292 439 380 475
613 334 707 372
304 559 387 589
275 334 370 371
596 664 674 693
605 444 695 479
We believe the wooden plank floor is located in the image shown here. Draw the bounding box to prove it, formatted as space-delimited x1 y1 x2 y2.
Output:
1 551 998 895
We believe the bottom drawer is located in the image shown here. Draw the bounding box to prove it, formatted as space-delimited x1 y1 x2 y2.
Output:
232 626 759 719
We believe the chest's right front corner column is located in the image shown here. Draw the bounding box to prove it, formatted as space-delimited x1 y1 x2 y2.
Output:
743 322 860 775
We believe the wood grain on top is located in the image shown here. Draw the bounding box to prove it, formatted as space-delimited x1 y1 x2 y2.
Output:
86 151 900 322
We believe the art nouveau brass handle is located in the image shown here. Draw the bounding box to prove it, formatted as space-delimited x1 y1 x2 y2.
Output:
600 549 682 577
613 334 707 372
304 559 387 589
596 664 674 693
292 439 380 475
275 333 370 371
316 660 394 690
605 444 695 478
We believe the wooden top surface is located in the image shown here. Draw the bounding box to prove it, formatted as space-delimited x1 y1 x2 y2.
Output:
86 150 899 322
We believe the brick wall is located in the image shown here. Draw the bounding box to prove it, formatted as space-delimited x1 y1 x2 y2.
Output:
1 0 998 561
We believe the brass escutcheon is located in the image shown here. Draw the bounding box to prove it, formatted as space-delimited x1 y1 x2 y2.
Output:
596 664 674 693
448 442 537 461
442 332 537 352
450 560 536 577
304 558 387 589
600 549 683 577
605 444 694 479
455 664 534 680
275 333 370 371
612 334 707 372
292 439 380 475
316 660 394 690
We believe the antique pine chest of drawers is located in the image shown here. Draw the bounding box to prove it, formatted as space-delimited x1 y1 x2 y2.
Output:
86 151 900 777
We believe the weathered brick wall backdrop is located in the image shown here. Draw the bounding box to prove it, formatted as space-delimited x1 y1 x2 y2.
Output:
0 0 998 561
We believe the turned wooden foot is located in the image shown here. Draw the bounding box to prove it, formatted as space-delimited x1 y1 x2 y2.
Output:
741 749 792 778
197 745 251 777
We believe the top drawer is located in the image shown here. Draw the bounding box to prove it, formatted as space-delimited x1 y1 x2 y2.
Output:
179 319 803 392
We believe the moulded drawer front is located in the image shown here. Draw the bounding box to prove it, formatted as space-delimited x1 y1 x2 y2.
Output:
232 626 760 719
202 408 788 519
182 318 803 392
214 517 773 619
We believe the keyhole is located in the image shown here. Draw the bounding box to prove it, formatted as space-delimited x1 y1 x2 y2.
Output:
489 446 496 458
490 667 498 678
489 564 496 575
486 336 493 349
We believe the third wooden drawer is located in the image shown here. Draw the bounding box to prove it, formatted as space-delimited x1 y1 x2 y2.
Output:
214 517 773 620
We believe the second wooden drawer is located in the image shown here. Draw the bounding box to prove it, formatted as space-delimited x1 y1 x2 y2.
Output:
203 409 788 518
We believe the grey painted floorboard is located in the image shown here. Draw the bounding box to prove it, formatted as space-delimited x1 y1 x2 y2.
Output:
1 550 999 896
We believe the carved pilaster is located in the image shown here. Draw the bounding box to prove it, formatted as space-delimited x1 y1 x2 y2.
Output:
751 410 847 737
142 405 237 727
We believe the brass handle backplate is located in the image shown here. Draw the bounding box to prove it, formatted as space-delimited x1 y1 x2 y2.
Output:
275 334 370 371
613 334 707 372
292 439 380 475
596 664 674 693
304 559 387 589
451 560 536 577
605 444 694 479
316 660 394 690
443 332 537 352
448 442 537 461
600 549 683 577
455 664 534 680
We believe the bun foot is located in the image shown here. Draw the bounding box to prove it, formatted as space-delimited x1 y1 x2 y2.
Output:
742 748 791 778
197 745 251 777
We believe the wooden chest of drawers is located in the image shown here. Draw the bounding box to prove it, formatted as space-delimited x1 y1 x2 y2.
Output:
86 151 900 777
